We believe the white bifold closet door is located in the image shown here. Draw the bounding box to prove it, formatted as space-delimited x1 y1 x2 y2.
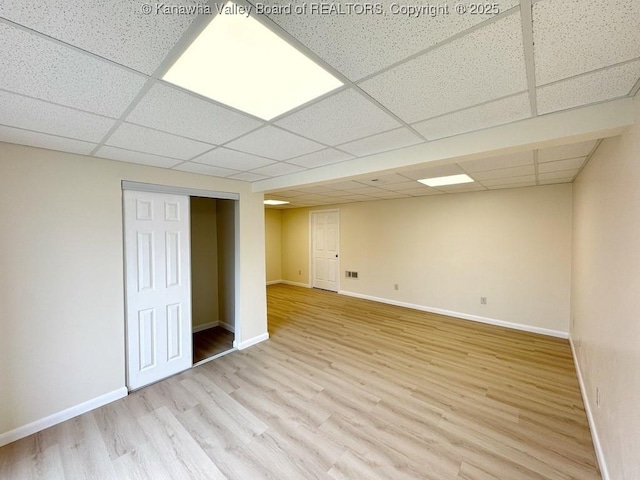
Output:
123 190 192 390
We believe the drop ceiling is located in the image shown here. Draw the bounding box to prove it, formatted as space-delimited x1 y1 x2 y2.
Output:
0 0 638 208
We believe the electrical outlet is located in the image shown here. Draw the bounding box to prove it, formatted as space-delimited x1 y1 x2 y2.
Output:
480 297 487 305
596 387 601 407
298 269 301 275
394 284 399 291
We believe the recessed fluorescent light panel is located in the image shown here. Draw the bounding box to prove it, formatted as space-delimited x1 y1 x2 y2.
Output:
418 174 474 187
264 199 290 205
163 2 343 120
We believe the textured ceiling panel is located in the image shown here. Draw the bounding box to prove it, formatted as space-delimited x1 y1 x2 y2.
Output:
359 13 528 123
275 89 400 145
224 126 324 160
401 163 465 180
459 151 534 172
533 0 640 85
0 0 207 74
486 180 537 190
0 23 147 118
192 147 274 171
412 93 531 140
94 145 183 168
265 0 518 81
538 157 586 173
471 164 536 180
538 169 580 181
358 173 413 186
173 162 240 177
106 122 213 160
538 140 598 162
0 125 96 155
338 127 423 157
0 90 115 142
228 172 269 182
434 183 486 193
480 175 536 186
288 148 354 168
127 83 263 145
250 162 306 177
537 61 640 115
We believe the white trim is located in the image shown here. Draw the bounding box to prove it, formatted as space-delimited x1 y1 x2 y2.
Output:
192 321 219 333
0 387 128 448
569 337 610 480
266 280 282 285
338 290 569 339
193 347 237 367
121 180 239 200
237 332 269 350
281 280 311 288
219 321 235 333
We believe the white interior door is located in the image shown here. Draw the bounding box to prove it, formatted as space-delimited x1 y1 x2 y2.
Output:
124 190 192 390
312 210 339 292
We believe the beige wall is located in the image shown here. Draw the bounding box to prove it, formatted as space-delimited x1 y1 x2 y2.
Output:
265 208 282 283
216 199 236 332
190 197 219 329
0 142 267 439
571 96 640 480
281 185 573 333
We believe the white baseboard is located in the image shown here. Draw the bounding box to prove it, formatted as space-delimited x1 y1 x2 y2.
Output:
338 290 569 339
219 321 235 333
0 386 128 448
237 332 269 350
569 337 610 480
281 280 311 288
266 280 282 285
192 320 219 333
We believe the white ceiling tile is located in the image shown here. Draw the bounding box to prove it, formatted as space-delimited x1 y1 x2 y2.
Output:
471 165 536 181
435 183 487 193
0 90 115 142
459 151 534 172
539 178 573 185
106 122 213 160
538 140 598 163
380 181 424 191
402 187 445 196
275 89 400 145
224 126 324 160
0 23 147 118
266 0 518 81
126 83 263 144
486 181 537 190
269 190 308 198
538 157 587 173
338 127 424 157
192 147 274 171
538 169 580 181
94 146 182 168
319 189 359 197
0 0 208 74
401 164 465 180
288 148 354 168
228 172 269 182
0 125 96 155
533 0 640 85
328 180 371 191
172 162 239 177
357 173 414 186
250 162 306 177
537 61 640 115
412 93 531 140
480 175 537 186
359 13 528 122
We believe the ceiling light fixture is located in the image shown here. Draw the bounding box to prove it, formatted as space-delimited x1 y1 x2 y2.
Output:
162 2 343 120
264 199 290 205
417 174 474 187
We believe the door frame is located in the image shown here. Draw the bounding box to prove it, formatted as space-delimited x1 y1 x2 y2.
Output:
309 209 340 292
121 181 240 388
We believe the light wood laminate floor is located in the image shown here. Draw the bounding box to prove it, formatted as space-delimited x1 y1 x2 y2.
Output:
0 284 600 479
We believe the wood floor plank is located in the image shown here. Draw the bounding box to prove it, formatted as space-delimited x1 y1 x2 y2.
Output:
0 284 601 479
